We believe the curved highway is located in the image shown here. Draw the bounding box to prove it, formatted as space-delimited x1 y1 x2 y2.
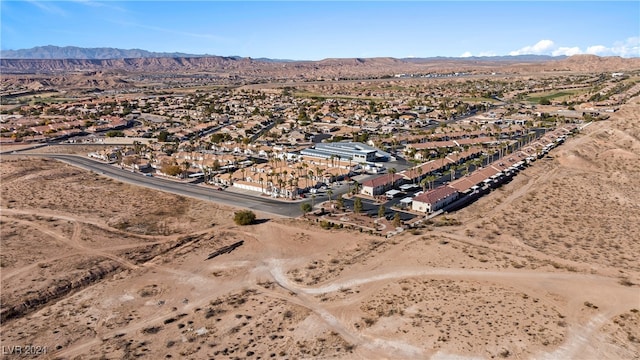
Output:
9 153 311 217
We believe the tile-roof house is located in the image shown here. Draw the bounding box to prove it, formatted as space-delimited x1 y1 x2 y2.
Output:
412 185 459 213
361 174 404 196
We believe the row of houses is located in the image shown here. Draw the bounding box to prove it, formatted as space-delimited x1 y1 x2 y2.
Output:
360 147 483 197
360 124 577 214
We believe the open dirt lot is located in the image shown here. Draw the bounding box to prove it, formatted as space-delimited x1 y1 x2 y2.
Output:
1 99 639 359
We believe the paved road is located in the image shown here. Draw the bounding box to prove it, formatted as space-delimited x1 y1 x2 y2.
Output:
10 153 309 218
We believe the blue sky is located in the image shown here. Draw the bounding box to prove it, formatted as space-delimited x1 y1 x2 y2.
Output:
1 1 638 59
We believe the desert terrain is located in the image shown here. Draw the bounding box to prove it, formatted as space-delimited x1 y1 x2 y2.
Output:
1 85 639 360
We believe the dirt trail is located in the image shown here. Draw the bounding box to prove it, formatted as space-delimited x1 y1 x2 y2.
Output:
267 258 426 359
267 258 639 359
1 253 80 281
1 207 168 241
6 216 139 270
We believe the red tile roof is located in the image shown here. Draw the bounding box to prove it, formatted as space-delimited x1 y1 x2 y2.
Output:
413 185 458 205
362 174 404 188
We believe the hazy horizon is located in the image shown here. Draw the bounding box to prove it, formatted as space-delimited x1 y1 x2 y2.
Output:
1 1 638 60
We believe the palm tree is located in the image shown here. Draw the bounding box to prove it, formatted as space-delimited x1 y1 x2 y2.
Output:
311 194 316 208
259 176 264 193
450 164 458 181
288 178 295 199
427 175 437 190
420 178 428 192
388 167 397 188
327 188 333 203
351 181 361 195
278 179 285 197
182 160 190 178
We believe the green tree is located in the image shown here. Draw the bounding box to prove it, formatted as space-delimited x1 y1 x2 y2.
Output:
162 164 182 177
336 196 344 209
233 210 256 225
300 203 312 214
378 204 386 218
157 130 170 142
212 159 221 171
298 109 309 123
539 98 551 105
354 197 363 214
105 130 124 137
327 188 333 203
420 177 428 192
427 174 437 190
449 164 458 181
392 212 402 227
352 181 361 195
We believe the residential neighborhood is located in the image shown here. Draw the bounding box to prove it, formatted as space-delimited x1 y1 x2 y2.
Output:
1 68 636 236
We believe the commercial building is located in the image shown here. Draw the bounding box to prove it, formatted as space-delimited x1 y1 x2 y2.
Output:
300 142 390 163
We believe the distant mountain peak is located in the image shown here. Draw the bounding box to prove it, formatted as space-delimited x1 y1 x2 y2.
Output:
0 45 208 60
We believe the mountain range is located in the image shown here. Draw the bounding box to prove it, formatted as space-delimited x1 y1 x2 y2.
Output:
0 45 211 60
1 45 565 62
1 46 638 77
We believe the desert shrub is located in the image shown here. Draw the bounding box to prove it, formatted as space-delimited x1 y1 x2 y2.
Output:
363 317 376 327
619 278 635 286
233 210 256 225
300 203 312 214
142 326 162 334
320 220 334 229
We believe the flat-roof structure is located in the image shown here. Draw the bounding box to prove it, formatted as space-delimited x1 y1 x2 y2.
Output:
300 142 391 163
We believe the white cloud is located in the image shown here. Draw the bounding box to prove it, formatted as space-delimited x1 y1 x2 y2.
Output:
608 37 639 57
507 37 639 58
583 37 639 57
585 45 608 55
552 47 582 56
467 37 638 59
509 40 555 56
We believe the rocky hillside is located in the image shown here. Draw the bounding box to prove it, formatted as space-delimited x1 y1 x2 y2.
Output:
1 54 638 81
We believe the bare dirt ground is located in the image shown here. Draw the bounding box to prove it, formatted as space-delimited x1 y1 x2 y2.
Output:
1 99 639 359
